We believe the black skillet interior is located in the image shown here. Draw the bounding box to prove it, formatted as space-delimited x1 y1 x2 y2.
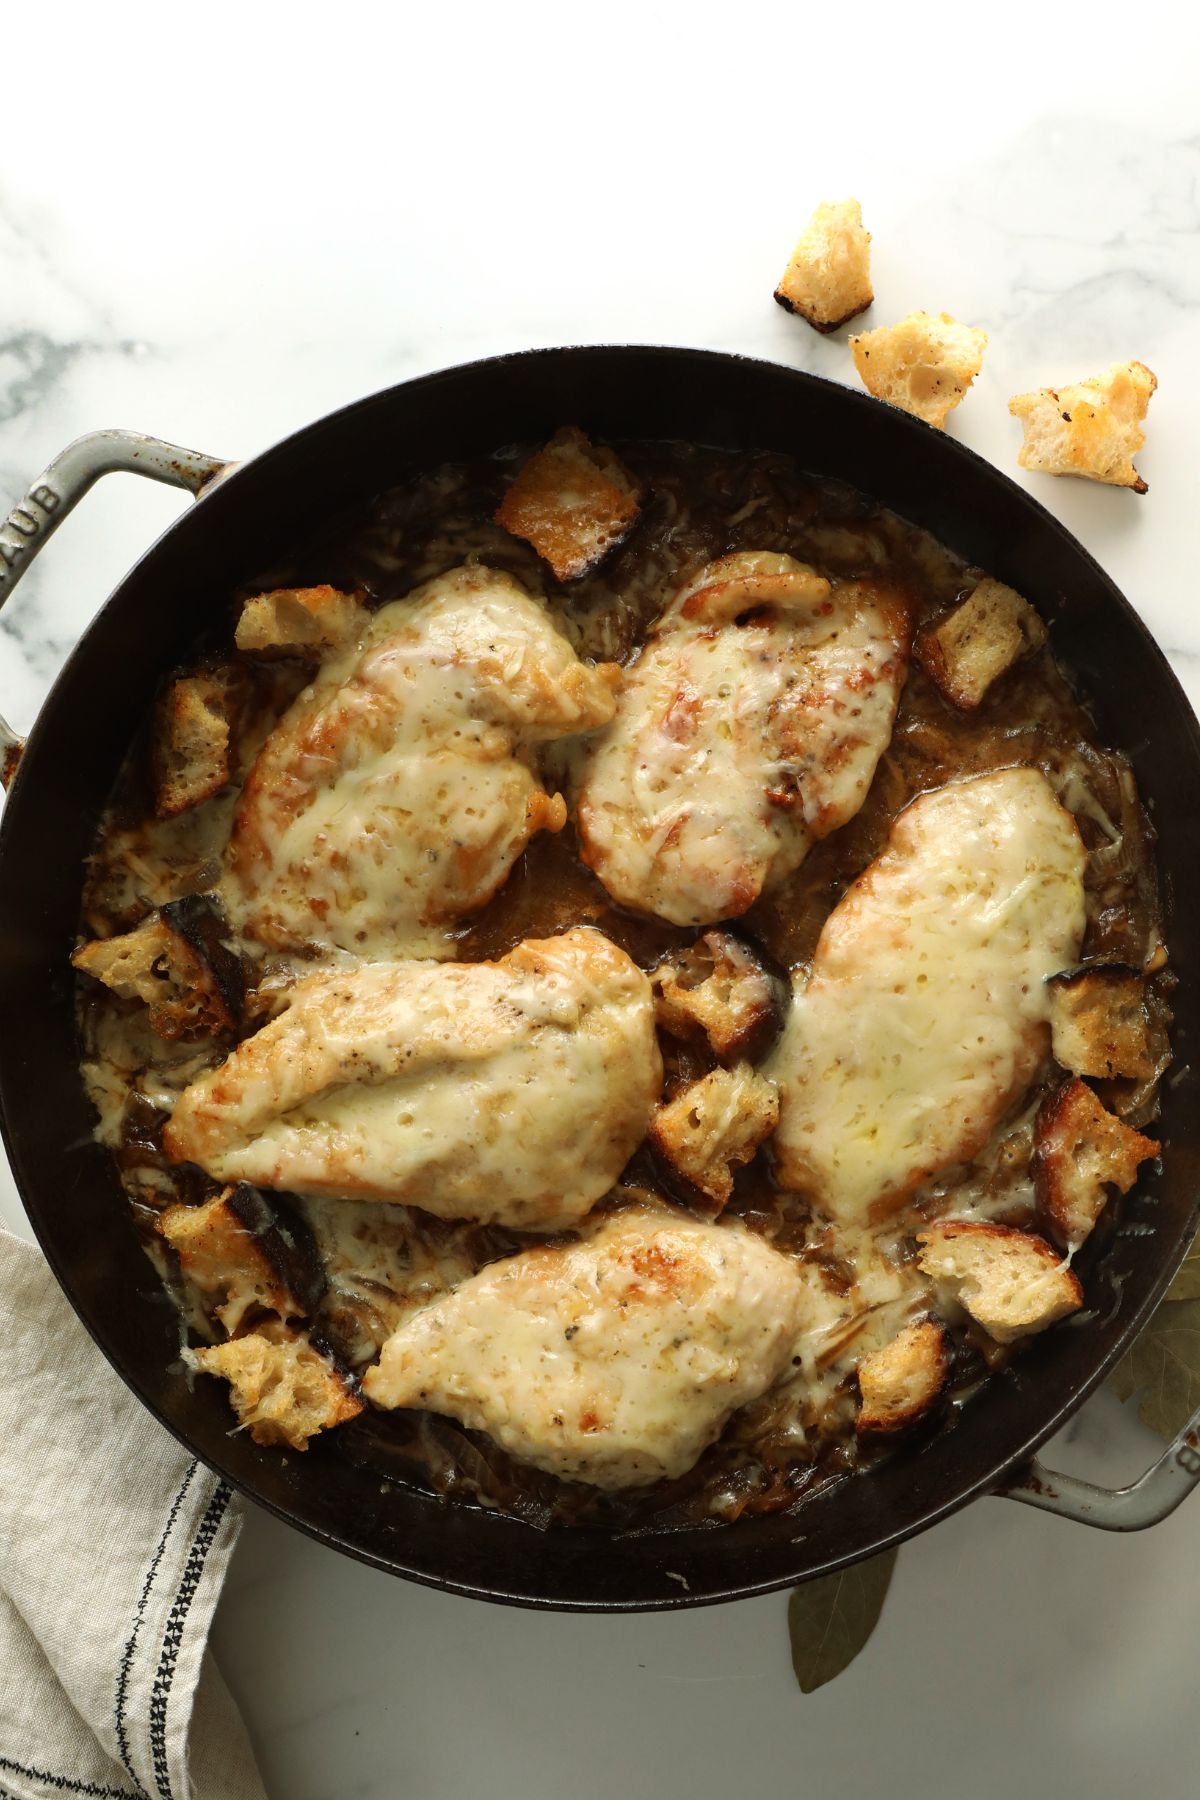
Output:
2 347 1198 1610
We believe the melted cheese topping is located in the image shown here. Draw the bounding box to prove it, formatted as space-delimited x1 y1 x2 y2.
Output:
226 565 619 958
769 769 1087 1224
362 1206 807 1487
576 553 912 926
163 928 662 1230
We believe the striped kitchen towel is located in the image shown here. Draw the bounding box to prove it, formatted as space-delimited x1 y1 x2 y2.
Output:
0 1229 265 1800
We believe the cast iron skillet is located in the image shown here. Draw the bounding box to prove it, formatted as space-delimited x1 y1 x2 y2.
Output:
1 347 1199 1611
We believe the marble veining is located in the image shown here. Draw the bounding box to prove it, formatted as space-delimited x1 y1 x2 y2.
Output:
2 27 1199 1797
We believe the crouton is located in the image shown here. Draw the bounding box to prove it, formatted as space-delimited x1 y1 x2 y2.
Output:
916 1221 1082 1344
185 1323 362 1450
916 577 1047 710
1009 361 1156 493
651 930 785 1063
1047 964 1155 1081
160 894 244 1029
850 311 987 429
856 1319 949 1436
494 427 642 580
1033 1076 1159 1249
73 914 170 1005
152 666 245 818
648 1063 779 1210
774 198 873 334
160 1185 325 1334
234 584 369 659
72 894 244 1040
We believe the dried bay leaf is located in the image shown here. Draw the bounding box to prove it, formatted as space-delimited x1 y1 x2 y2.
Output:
1165 1237 1200 1303
787 1546 898 1693
1109 1296 1200 1438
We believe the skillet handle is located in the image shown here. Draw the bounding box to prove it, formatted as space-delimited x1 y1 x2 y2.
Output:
1000 1404 1200 1530
0 428 228 788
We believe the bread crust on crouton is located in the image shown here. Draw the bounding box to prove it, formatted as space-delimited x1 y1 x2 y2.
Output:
774 198 873 334
856 1319 949 1436
651 930 785 1064
649 1063 779 1210
916 578 1047 710
72 894 244 1040
152 666 246 818
494 427 642 581
1047 964 1155 1081
160 1184 325 1333
235 584 369 659
1033 1076 1159 1249
1009 361 1156 493
73 915 172 1006
185 1322 362 1450
850 311 987 429
917 1220 1082 1344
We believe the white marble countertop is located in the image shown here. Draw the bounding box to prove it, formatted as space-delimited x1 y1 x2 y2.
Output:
3 11 1200 1796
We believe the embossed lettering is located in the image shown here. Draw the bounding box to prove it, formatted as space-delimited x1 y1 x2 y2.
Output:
1177 1442 1200 1476
8 508 38 539
0 539 25 570
31 484 59 512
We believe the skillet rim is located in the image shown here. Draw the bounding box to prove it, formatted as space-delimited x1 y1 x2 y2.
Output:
2 342 1197 1609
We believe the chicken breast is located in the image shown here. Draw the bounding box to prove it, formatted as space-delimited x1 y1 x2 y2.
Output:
769 768 1086 1225
163 929 661 1230
227 565 620 957
362 1206 807 1487
575 553 912 926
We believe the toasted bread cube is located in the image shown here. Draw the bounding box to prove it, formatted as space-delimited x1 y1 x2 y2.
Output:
72 895 243 1040
649 1063 779 1211
651 930 785 1063
235 584 369 659
856 1319 949 1436
1033 1076 1159 1249
1047 964 1155 1081
73 913 172 1006
160 1185 324 1334
153 668 243 818
1009 361 1156 493
916 578 1047 710
850 311 987 429
917 1221 1082 1344
494 427 641 581
774 198 873 334
185 1323 362 1450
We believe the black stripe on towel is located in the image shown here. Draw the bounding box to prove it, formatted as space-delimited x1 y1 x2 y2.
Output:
112 1461 200 1792
0 1755 141 1798
145 1481 232 1800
